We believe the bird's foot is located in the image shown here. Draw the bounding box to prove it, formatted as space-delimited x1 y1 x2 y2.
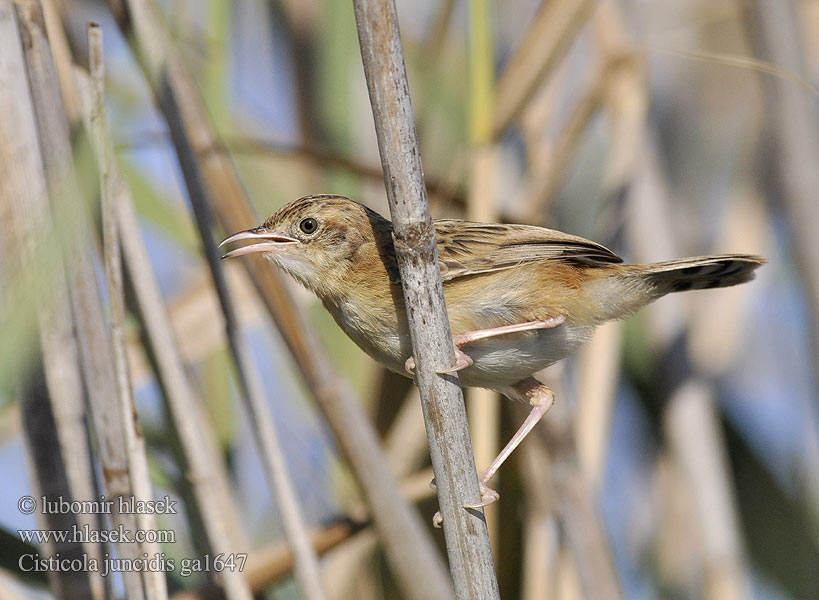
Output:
464 481 500 510
437 347 473 374
404 346 473 375
431 475 499 528
432 511 443 528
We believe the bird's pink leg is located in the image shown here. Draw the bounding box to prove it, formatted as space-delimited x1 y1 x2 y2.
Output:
464 378 554 509
404 315 566 375
452 315 566 347
432 377 555 527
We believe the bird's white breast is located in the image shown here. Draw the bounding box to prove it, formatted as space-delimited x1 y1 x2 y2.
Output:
455 323 594 389
329 293 593 391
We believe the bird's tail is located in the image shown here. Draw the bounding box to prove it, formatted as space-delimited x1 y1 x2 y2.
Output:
639 254 766 295
588 254 765 324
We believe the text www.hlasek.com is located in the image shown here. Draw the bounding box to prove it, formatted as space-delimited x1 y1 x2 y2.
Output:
18 524 175 545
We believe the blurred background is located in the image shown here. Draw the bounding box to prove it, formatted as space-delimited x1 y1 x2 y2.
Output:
0 0 817 598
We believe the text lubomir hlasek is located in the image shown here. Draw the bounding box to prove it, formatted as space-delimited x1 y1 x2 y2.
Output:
38 495 178 515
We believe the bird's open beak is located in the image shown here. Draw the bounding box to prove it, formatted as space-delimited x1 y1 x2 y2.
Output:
219 228 298 259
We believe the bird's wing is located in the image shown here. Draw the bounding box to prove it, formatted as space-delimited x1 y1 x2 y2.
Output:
434 220 622 282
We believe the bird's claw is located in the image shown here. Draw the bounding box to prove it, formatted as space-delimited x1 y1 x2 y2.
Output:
431 482 500 527
404 346 475 375
404 347 473 376
437 347 473 374
464 482 500 509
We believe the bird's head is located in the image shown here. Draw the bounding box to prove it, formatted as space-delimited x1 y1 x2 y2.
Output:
220 194 393 297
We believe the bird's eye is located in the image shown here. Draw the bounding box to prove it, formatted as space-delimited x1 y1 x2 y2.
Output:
299 217 318 235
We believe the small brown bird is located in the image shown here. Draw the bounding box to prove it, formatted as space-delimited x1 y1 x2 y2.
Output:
221 194 764 509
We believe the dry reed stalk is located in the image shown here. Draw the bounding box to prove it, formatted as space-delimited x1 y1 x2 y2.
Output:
171 464 439 598
493 0 597 139
353 0 497 596
105 0 452 596
467 0 501 548
520 436 559 600
225 135 463 208
323 389 433 599
115 169 254 598
519 59 565 191
594 0 646 194
16 3 165 597
747 0 819 400
664 383 748 600
518 4 636 596
0 402 21 441
113 174 251 546
535 394 623 600
118 130 465 208
688 188 768 374
0 6 104 598
574 321 622 487
88 28 167 600
169 521 354 600
382 387 430 476
527 51 637 215
122 263 263 386
573 0 643 491
0 572 29 600
40 0 81 125
160 66 327 600
69 31 254 600
626 129 750 600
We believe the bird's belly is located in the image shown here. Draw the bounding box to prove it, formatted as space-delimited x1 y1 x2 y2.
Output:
367 321 594 389
456 324 594 389
329 298 593 390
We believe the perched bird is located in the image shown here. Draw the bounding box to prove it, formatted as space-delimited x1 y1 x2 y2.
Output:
221 194 765 509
